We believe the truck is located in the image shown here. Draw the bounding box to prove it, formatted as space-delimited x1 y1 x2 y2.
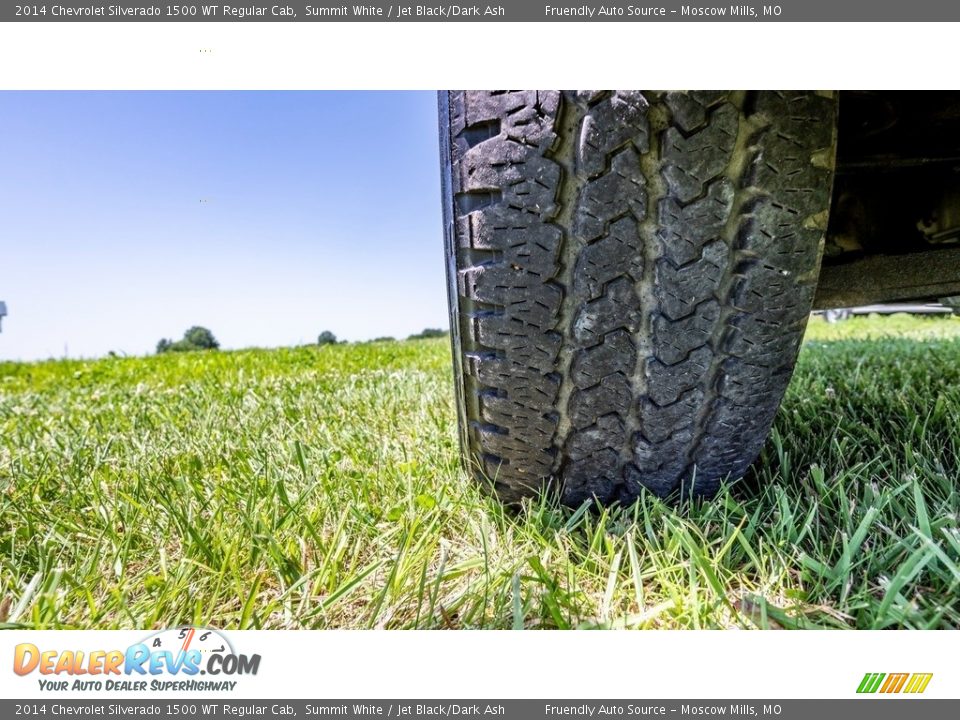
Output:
438 91 960 504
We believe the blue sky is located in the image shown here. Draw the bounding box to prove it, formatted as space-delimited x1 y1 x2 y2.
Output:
0 91 446 361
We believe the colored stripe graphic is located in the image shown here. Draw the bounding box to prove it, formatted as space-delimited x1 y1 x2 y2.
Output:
880 673 909 693
857 673 885 693
904 673 934 694
857 672 932 694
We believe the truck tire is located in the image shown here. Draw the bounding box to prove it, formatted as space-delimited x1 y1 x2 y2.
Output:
439 91 837 505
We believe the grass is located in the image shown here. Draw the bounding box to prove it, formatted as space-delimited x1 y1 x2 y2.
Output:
1 313 959 630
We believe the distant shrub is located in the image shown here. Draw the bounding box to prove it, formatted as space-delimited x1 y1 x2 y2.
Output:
408 328 448 340
157 326 220 354
372 336 395 343
317 331 338 346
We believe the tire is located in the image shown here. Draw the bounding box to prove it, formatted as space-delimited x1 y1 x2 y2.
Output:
439 91 837 505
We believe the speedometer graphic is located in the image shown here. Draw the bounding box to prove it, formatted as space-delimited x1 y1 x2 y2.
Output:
139 626 235 659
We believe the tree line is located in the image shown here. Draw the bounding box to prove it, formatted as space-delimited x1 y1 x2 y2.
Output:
156 327 448 354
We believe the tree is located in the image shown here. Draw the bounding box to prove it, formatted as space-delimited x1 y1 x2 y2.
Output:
183 326 219 350
156 326 220 354
317 330 338 346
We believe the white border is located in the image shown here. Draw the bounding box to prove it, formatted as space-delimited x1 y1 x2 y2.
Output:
0 22 958 90
1 630 957 699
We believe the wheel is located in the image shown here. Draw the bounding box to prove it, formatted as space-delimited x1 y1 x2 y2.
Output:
439 91 838 505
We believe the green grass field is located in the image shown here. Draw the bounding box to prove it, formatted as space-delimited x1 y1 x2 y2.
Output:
2 314 959 630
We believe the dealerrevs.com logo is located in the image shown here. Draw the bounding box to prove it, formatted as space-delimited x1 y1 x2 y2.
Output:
13 627 260 693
